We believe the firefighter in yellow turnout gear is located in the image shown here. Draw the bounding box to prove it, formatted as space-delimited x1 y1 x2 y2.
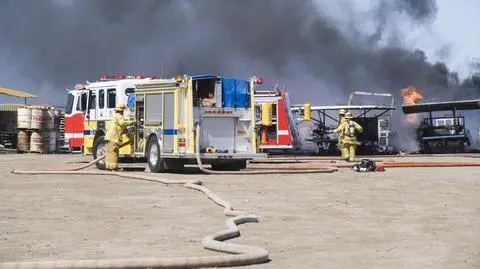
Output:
104 104 135 170
335 112 363 162
336 109 347 159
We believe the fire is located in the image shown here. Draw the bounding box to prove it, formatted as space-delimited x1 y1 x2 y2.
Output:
401 86 423 124
401 86 423 105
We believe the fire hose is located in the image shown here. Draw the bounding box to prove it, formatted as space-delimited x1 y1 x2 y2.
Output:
248 160 480 170
5 126 477 268
4 124 340 268
4 165 270 269
7 155 270 267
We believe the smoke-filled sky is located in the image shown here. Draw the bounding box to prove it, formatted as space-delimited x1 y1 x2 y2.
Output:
0 0 478 106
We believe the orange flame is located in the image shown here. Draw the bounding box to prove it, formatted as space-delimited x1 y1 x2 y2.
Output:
401 86 423 124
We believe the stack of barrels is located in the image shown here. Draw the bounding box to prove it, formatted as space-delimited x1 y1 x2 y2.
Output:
17 106 60 154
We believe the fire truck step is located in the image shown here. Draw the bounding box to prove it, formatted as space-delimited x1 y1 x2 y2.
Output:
118 163 147 169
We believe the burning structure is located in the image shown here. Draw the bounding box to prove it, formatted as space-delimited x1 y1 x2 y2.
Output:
403 99 480 153
400 86 423 124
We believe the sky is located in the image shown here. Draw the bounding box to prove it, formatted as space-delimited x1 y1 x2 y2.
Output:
412 0 479 77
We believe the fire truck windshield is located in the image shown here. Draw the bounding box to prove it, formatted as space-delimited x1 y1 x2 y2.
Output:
65 93 74 114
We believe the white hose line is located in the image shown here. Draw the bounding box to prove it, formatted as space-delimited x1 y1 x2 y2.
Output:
7 168 269 267
0 216 268 269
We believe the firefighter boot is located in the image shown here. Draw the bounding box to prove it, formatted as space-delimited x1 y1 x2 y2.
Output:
348 144 357 162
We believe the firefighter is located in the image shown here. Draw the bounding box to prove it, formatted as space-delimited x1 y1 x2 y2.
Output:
335 112 363 162
201 92 216 107
335 109 347 159
104 104 135 171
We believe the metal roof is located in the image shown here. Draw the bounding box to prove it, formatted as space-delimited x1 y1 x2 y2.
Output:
0 87 38 98
402 99 480 114
0 103 25 111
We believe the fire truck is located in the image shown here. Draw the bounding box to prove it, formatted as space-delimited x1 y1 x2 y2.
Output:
63 75 157 152
83 74 267 172
254 86 303 153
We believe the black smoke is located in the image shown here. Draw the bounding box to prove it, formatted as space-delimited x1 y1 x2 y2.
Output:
0 0 477 105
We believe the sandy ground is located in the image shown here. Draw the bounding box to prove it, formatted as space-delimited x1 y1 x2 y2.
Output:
1 153 480 268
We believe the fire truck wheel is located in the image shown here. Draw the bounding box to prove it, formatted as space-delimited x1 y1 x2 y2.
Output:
147 136 165 173
93 135 106 170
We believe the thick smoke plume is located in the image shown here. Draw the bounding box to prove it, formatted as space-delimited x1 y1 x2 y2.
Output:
0 0 478 150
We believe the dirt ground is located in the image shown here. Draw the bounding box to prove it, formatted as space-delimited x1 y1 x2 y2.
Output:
1 153 479 268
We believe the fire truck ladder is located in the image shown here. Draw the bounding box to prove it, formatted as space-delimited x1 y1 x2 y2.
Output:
282 91 302 150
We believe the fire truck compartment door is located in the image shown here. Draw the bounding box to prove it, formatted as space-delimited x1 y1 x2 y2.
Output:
201 117 235 152
163 92 175 153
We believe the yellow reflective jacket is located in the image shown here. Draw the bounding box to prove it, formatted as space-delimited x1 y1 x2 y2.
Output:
334 116 347 135
105 113 134 145
337 117 346 134
335 116 347 145
335 120 363 144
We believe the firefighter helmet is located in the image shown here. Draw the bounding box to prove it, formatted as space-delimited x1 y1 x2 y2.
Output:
345 112 353 119
114 104 126 112
339 109 346 115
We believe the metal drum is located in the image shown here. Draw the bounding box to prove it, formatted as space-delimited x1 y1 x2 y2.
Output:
17 130 30 152
53 109 61 129
44 131 57 153
44 109 55 130
30 131 44 153
30 108 44 130
17 107 31 129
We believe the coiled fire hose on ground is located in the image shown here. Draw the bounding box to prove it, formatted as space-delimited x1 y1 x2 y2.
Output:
7 159 270 267
5 171 269 268
4 124 340 268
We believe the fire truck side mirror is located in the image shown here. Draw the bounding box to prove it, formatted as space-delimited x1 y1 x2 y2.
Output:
261 103 272 126
303 103 311 121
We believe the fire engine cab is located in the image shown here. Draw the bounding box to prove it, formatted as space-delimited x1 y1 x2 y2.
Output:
83 74 267 172
254 86 303 153
63 83 87 152
63 75 157 152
